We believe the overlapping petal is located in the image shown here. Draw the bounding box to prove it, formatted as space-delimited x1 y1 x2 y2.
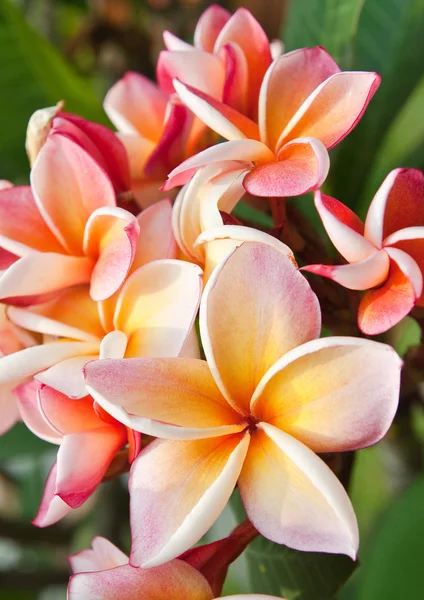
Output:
194 4 231 52
69 536 128 573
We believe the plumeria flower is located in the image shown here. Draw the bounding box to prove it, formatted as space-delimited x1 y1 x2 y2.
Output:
0 201 201 399
0 304 37 434
303 168 424 335
68 536 283 600
0 134 139 303
173 164 294 280
159 5 273 120
25 103 131 198
15 381 140 526
163 47 380 198
104 72 195 208
85 242 401 566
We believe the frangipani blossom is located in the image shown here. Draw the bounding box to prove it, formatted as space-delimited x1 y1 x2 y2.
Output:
159 5 273 120
0 201 201 399
15 381 140 526
68 536 283 600
25 103 131 198
173 164 294 280
0 304 37 434
0 134 139 303
85 242 401 566
303 169 424 335
104 72 195 208
163 47 380 198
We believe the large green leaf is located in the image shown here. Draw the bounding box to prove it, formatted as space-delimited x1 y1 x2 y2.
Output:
332 0 424 207
245 536 356 600
0 0 106 182
283 0 366 66
355 476 424 600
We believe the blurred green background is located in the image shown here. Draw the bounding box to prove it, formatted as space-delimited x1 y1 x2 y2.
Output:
1 0 424 598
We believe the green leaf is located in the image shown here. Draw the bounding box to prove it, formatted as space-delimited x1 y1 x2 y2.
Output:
332 0 424 208
0 0 107 182
245 536 356 600
233 201 273 229
283 0 366 66
356 476 424 600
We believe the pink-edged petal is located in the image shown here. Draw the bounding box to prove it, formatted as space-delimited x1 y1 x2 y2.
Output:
35 355 99 399
219 42 249 114
243 137 329 198
280 71 380 150
200 242 320 415
83 206 140 301
214 8 272 120
0 248 18 270
132 200 177 271
0 341 99 385
0 186 64 256
14 381 62 444
303 250 390 290
114 259 202 357
104 72 168 141
314 191 375 261
251 337 401 452
239 423 358 559
143 100 194 180
31 135 116 255
85 357 244 439
0 253 93 302
55 112 131 194
365 168 424 247
259 47 340 150
173 79 259 141
385 227 424 306
164 140 274 191
129 433 250 567
157 50 225 99
68 560 214 600
194 4 231 52
358 248 423 335
69 536 128 573
164 30 194 51
33 462 72 527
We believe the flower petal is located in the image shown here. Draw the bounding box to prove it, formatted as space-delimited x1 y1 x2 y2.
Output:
358 248 423 335
36 355 98 399
243 137 330 197
238 423 358 559
365 168 424 247
259 47 340 150
280 71 380 150
33 463 72 527
129 433 249 567
104 72 168 141
14 381 62 444
84 357 244 439
0 381 21 435
385 227 424 306
83 206 140 301
303 250 390 290
31 135 116 255
69 536 128 573
164 30 194 51
68 560 214 600
173 79 260 141
201 242 320 415
251 337 401 452
219 42 249 114
132 199 177 270
0 185 64 255
118 133 156 181
314 191 375 262
194 4 231 52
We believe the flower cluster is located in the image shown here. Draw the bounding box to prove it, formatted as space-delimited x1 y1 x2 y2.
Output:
1 4 422 598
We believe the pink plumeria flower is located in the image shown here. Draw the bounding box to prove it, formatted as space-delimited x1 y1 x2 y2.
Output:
303 168 424 335
0 304 37 435
159 5 273 120
68 536 283 600
15 381 140 526
173 164 294 280
0 135 139 303
163 47 380 198
85 242 401 566
0 201 201 399
26 103 131 198
104 72 195 208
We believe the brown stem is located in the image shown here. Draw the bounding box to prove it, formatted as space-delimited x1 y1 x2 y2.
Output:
270 197 287 227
